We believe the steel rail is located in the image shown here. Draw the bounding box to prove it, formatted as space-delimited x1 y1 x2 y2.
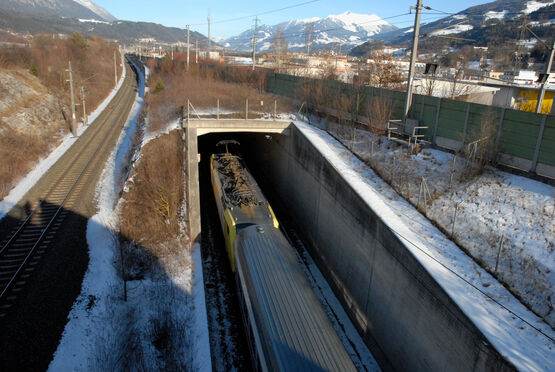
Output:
0 65 133 256
0 60 138 303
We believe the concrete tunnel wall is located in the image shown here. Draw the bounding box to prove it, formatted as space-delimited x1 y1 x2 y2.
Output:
243 124 516 372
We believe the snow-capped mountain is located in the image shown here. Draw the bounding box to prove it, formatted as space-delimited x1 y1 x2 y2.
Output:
72 0 116 21
365 0 554 45
0 0 116 22
223 11 397 53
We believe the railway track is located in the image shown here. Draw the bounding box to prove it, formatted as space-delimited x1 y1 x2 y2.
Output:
0 58 138 317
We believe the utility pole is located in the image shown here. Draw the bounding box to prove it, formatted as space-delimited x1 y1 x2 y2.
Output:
66 61 77 136
81 86 88 126
196 40 199 63
305 22 314 56
186 25 190 71
403 0 423 121
207 9 211 53
252 16 258 70
535 41 554 113
114 50 118 87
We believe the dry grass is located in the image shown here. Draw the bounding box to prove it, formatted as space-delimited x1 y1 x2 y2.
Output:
0 34 122 113
365 95 393 137
119 131 184 250
0 126 50 199
145 56 293 132
0 33 122 200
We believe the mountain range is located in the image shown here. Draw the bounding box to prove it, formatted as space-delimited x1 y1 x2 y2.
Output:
224 0 554 55
0 0 552 54
0 0 115 22
223 12 397 53
0 0 210 45
365 0 555 45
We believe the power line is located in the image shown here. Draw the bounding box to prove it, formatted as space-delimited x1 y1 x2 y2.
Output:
270 13 415 40
387 218 555 345
188 0 320 26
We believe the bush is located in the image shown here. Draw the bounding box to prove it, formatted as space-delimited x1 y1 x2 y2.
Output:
154 80 165 93
29 64 38 77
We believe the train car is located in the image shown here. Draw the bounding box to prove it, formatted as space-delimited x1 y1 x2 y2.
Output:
211 141 357 372
210 140 279 271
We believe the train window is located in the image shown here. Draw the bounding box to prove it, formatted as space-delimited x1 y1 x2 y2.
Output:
236 223 254 232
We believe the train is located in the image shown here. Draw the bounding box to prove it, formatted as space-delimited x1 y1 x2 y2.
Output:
211 140 356 371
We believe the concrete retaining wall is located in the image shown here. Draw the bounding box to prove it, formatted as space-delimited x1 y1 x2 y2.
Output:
247 125 516 372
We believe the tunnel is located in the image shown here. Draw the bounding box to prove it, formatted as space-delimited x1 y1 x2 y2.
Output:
189 121 520 372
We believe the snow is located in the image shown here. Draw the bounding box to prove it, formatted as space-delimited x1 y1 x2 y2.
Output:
73 0 116 21
0 52 126 221
142 118 181 146
49 59 209 370
78 18 109 24
292 119 554 371
431 24 474 36
291 16 321 25
328 11 392 36
523 0 555 14
485 10 508 20
48 58 145 371
518 39 538 48
192 243 212 372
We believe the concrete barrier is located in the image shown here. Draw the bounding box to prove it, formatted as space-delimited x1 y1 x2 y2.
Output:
246 124 516 372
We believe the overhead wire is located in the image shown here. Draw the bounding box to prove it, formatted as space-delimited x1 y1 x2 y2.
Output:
318 132 555 344
230 7 555 45
188 0 320 26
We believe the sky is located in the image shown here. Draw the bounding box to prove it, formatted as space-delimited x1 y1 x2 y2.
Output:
93 0 495 38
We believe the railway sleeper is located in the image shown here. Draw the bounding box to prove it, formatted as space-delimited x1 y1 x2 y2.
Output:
2 253 30 260
0 274 16 282
0 263 21 270
9 244 35 250
20 226 45 232
12 235 42 242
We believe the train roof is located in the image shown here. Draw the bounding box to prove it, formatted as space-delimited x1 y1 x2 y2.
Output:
235 225 356 372
212 153 275 227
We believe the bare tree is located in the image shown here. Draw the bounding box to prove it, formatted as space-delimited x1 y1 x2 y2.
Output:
272 27 288 71
424 72 439 96
367 50 404 90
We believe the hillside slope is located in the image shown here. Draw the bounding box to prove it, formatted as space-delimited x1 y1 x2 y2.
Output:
0 0 115 22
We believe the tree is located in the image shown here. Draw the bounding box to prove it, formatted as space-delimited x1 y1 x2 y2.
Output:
70 31 88 50
272 27 288 70
366 51 404 90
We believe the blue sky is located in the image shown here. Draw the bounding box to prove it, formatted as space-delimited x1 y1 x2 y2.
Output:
93 0 493 38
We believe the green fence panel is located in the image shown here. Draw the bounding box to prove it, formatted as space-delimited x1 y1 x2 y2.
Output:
538 115 555 166
421 95 440 140
499 109 543 160
390 90 406 119
436 99 468 141
263 69 555 169
412 94 424 120
465 103 501 144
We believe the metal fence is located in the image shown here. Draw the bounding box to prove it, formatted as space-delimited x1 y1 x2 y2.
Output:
265 72 555 179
